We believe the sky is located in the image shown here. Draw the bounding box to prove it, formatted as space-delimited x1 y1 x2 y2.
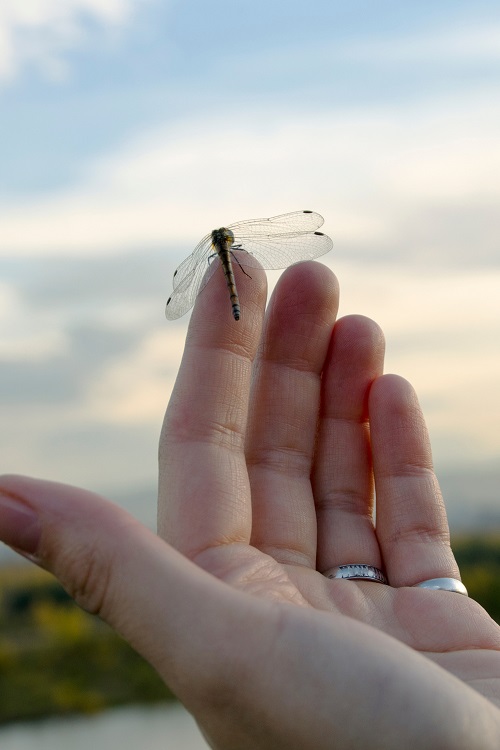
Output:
1 0 500 535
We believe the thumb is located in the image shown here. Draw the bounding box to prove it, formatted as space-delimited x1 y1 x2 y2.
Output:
0 474 243 705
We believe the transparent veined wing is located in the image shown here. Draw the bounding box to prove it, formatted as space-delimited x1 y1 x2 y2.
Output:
165 233 215 319
165 210 332 320
228 210 331 268
171 232 213 291
231 229 332 270
227 209 325 236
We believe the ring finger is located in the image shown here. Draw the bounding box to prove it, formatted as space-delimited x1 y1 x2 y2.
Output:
313 315 386 575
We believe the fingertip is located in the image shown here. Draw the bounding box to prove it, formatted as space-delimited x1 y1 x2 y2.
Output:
369 373 432 473
372 372 413 391
0 475 145 609
334 314 386 351
259 263 339 370
319 314 385 423
330 316 386 378
0 475 42 556
267 261 339 326
369 373 421 415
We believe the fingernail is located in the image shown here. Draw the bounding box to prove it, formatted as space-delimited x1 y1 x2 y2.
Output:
0 491 41 554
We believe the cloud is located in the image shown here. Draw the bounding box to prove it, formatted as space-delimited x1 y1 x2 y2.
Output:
0 251 172 379
0 314 183 495
2 402 161 509
0 248 185 424
1 87 499 273
11 250 171 311
0 0 144 83
0 320 146 405
332 258 500 467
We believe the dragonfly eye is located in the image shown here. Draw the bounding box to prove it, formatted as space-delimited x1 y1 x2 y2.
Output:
225 229 235 243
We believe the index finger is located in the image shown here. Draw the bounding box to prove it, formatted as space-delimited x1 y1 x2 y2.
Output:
158 256 267 560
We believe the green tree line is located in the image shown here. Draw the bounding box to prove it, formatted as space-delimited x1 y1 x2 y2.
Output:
452 533 500 623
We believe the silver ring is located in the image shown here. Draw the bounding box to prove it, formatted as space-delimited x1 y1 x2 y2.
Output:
323 564 388 585
413 577 468 596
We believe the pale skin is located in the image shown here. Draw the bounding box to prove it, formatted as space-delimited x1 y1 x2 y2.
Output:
1 260 500 749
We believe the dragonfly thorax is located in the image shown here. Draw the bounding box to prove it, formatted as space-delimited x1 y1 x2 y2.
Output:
211 227 235 251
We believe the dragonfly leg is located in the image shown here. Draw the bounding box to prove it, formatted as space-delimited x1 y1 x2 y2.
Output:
231 249 252 279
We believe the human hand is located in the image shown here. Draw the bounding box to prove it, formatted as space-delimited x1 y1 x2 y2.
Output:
1 259 500 749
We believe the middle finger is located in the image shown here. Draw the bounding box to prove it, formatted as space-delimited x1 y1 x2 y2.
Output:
246 262 338 568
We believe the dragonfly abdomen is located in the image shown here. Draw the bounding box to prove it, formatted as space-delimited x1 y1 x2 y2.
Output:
211 228 241 321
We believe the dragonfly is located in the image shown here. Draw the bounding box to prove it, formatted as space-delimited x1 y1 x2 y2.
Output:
165 210 333 321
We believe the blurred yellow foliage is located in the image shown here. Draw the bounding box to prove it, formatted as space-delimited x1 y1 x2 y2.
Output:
50 681 106 714
32 601 92 642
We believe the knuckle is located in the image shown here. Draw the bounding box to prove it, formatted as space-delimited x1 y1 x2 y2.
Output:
52 537 115 618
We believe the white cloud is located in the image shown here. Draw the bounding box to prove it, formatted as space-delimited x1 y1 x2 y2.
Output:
0 88 499 269
0 0 143 82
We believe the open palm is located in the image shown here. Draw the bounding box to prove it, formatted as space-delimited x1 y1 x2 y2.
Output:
158 259 500 745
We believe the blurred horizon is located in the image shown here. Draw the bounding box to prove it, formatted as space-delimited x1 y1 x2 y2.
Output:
1 1 499 536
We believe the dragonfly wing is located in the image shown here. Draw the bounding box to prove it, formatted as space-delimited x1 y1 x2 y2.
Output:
231 230 333 270
165 234 214 319
170 234 212 291
228 210 325 236
165 258 216 319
